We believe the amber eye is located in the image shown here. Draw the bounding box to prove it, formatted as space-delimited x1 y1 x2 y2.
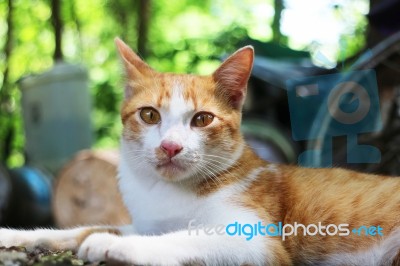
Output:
140 107 161 124
191 112 214 127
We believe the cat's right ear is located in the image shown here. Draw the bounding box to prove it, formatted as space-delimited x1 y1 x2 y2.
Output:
115 38 154 98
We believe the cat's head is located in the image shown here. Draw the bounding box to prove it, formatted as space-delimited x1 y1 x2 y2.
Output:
116 38 253 182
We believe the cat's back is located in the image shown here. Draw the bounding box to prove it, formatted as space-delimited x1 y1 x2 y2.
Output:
241 163 400 263
249 164 400 227
279 165 400 219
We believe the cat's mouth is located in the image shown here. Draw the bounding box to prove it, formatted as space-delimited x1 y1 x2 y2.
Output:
156 159 186 173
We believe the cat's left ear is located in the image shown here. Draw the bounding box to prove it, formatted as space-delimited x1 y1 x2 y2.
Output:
115 38 154 78
213 46 254 109
115 38 154 98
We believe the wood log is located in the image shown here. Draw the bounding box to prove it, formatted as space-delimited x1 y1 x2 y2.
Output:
53 150 131 228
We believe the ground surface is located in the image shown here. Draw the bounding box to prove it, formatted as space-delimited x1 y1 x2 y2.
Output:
0 247 104 266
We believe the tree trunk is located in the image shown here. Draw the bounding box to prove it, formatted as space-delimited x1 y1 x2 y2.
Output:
51 0 63 61
137 0 151 58
272 0 284 43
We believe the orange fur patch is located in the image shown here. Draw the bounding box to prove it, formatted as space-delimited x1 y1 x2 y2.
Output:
76 228 121 246
195 147 264 196
238 154 400 263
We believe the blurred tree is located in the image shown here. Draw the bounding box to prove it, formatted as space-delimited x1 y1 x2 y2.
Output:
137 0 151 58
0 0 14 163
272 0 286 44
107 0 138 46
51 0 63 61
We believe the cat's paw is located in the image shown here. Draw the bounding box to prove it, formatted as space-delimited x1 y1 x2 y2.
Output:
78 233 121 263
78 234 156 265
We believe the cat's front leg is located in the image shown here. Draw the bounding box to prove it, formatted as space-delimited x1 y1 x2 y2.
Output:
78 229 282 265
0 225 132 252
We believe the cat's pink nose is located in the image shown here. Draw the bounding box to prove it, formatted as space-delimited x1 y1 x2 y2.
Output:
161 140 183 158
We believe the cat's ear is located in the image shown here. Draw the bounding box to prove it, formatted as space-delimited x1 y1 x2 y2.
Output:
115 37 154 98
115 37 153 78
213 46 254 109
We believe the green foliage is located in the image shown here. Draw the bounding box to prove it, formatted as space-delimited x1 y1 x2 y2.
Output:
0 0 369 168
335 1 369 63
0 246 100 265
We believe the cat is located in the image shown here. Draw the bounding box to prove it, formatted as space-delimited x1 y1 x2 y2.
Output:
1 38 400 266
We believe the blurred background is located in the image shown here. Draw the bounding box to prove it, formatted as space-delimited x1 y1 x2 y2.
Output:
1 0 400 228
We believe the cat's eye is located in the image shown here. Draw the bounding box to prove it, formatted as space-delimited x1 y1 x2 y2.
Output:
191 112 214 127
140 107 161 124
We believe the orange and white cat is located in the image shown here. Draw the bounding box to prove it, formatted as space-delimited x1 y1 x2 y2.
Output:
1 38 400 265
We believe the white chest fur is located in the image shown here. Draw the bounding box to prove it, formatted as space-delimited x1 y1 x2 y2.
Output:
119 163 201 234
118 152 265 236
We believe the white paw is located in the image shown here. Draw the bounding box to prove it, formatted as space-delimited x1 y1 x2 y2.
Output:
78 234 183 265
0 229 27 248
78 234 156 265
77 233 120 263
